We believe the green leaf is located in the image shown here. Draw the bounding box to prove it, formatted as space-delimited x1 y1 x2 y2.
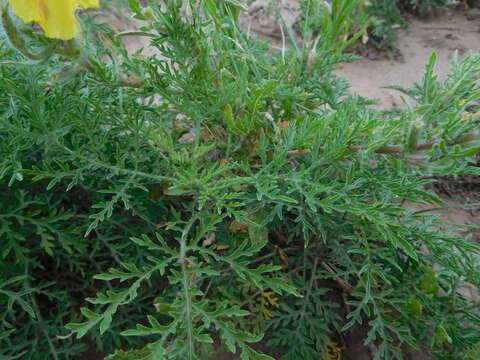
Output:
164 187 191 196
224 104 234 127
197 333 214 344
397 237 418 262
100 314 112 334
222 330 237 353
205 0 218 19
80 307 100 320
0 329 16 340
39 232 54 256
272 194 298 204
153 298 172 315
17 297 35 319
128 0 146 19
436 325 452 344
406 298 423 318
239 344 275 360
221 0 248 11
419 269 439 295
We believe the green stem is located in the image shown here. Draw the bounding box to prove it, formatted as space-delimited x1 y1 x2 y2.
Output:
179 215 197 360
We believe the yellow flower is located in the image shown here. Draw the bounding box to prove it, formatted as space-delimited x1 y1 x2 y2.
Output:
7 0 99 40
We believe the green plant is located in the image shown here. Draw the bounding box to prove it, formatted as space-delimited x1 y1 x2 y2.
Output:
298 0 372 54
1 0 480 359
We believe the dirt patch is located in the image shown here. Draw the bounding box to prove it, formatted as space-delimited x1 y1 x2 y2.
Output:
336 10 480 109
239 0 299 39
429 157 480 208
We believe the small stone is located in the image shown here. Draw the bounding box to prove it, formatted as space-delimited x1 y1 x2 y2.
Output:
466 8 480 21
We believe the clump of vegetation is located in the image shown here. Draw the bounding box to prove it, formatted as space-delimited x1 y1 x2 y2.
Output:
1 0 480 359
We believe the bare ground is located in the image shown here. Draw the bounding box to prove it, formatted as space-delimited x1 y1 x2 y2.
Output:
337 10 480 109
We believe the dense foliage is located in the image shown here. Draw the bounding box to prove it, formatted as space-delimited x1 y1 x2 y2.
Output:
1 0 480 359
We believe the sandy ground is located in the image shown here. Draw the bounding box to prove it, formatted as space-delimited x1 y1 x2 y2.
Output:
338 11 480 109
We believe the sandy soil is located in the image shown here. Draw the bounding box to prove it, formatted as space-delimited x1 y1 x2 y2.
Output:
338 11 480 109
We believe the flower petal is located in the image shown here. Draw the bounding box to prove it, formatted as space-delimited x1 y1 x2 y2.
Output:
76 0 100 9
40 0 77 40
7 0 44 23
7 0 99 40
